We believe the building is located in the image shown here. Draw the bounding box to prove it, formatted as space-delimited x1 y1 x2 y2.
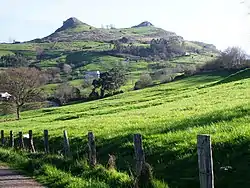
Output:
84 71 100 80
0 92 12 101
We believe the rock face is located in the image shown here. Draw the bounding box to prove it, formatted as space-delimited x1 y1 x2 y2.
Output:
55 17 84 32
132 21 154 28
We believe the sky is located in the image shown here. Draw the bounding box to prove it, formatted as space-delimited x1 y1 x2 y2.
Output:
1 0 250 53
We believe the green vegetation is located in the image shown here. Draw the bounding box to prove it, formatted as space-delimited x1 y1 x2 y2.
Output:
1 18 248 187
0 50 14 56
64 24 95 33
217 68 250 83
1 71 250 187
121 27 164 36
170 53 217 64
0 148 131 188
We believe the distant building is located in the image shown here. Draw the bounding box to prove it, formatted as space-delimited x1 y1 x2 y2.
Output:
84 71 100 80
0 92 12 100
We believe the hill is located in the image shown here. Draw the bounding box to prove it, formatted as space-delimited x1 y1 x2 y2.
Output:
0 71 249 187
0 17 220 96
26 17 217 55
37 20 183 43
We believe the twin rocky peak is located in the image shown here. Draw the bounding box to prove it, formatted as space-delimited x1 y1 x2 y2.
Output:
56 17 154 32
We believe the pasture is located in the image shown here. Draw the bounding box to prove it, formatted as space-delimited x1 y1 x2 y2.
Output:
0 70 250 187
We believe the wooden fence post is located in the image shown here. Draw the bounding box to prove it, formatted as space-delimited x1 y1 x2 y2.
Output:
63 130 70 157
18 132 24 149
1 130 4 146
197 134 214 188
133 133 145 176
28 130 35 153
88 132 96 167
44 130 49 153
10 131 14 148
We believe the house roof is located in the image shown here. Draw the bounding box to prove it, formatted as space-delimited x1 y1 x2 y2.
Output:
0 92 12 98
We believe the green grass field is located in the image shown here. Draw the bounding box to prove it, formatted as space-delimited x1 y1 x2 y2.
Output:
1 69 250 187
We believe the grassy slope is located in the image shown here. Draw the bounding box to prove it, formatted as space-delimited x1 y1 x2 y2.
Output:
0 50 14 56
1 71 250 187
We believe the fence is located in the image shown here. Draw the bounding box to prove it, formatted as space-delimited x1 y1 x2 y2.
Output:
0 129 214 188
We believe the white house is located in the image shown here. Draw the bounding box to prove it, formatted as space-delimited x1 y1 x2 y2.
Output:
84 71 100 80
0 92 12 100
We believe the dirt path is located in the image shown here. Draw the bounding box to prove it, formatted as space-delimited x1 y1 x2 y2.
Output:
0 166 45 188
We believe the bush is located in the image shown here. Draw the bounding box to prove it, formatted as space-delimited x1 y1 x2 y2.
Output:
160 75 175 84
134 74 153 90
200 47 250 72
54 83 81 104
183 65 197 76
200 58 224 71
0 102 15 115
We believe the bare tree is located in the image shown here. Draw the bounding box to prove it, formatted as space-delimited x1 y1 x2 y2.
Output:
54 83 81 104
0 67 45 120
58 63 72 74
35 47 44 60
222 47 247 69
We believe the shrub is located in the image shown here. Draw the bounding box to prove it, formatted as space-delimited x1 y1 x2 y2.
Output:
134 74 153 90
54 83 81 104
200 47 250 72
200 58 224 71
0 102 15 115
160 75 175 84
183 65 197 76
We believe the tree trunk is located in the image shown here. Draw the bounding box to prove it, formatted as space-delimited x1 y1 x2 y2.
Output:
100 89 105 98
16 106 20 120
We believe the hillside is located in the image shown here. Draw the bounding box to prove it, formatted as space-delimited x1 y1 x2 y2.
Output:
35 17 183 43
0 70 250 187
0 17 220 98
25 17 216 55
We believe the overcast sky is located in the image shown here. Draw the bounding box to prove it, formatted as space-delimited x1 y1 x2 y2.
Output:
1 0 250 52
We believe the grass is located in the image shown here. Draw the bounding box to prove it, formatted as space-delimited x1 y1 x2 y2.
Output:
0 147 167 187
122 27 162 35
41 83 58 95
0 148 129 188
0 71 250 187
169 53 217 65
64 24 95 33
216 68 250 84
0 50 14 56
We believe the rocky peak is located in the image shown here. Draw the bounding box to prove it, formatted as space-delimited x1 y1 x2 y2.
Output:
55 17 84 32
132 21 154 28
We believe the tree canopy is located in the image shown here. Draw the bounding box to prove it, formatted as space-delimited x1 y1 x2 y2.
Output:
0 67 45 120
92 68 126 98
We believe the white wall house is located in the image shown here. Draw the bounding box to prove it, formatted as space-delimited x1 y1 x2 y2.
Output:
84 71 100 80
0 92 12 100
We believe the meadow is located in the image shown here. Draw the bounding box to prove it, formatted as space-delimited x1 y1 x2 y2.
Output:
0 69 250 187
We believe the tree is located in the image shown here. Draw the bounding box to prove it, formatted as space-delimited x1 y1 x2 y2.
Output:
0 68 45 120
221 47 247 70
35 47 44 60
92 68 126 98
0 54 29 67
58 63 72 74
54 83 81 104
45 67 62 83
134 73 153 90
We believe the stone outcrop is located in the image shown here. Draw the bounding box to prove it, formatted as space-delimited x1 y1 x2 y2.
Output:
132 21 154 28
55 17 85 32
